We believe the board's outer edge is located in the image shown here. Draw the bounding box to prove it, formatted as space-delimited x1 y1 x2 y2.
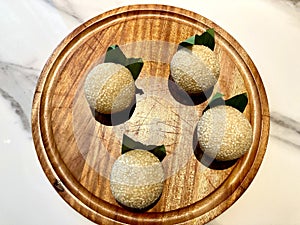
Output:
31 4 270 225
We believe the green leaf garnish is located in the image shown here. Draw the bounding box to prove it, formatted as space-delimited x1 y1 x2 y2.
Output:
149 145 166 162
203 92 248 113
211 92 224 102
125 58 144 80
225 93 248 113
203 92 224 113
104 45 144 80
121 134 140 154
121 134 166 161
206 28 215 37
179 28 215 51
104 45 127 65
180 36 196 47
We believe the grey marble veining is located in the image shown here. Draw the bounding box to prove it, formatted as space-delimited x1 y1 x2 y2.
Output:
41 0 85 23
288 0 300 4
0 60 40 130
270 112 300 149
271 112 300 134
0 88 30 131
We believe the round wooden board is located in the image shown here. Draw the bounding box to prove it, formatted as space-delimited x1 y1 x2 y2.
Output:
32 4 270 225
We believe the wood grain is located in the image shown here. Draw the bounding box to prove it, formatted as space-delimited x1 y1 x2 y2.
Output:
31 4 270 225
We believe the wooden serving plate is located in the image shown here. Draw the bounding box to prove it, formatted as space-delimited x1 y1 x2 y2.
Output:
32 4 270 225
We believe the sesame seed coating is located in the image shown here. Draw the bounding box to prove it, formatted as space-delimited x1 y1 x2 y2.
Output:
197 105 253 161
170 45 220 95
110 150 164 209
84 63 135 114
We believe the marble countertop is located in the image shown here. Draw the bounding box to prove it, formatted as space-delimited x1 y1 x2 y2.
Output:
1 0 300 224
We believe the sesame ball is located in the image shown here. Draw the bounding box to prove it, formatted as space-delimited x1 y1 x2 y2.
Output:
170 45 220 95
110 150 164 210
197 105 253 161
84 63 135 114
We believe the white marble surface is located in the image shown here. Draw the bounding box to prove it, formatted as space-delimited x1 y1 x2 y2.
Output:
1 0 300 224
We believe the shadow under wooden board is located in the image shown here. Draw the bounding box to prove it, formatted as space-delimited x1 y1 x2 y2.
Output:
31 4 270 225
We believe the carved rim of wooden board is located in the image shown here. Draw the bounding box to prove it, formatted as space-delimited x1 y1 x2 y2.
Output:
31 4 270 225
